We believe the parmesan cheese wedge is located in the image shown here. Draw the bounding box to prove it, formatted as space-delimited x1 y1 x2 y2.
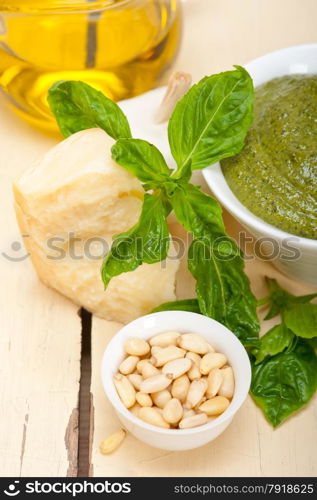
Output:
13 128 179 323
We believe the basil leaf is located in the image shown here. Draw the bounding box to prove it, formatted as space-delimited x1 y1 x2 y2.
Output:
111 138 172 184
308 337 317 350
48 81 131 139
168 66 254 174
152 298 201 314
260 277 317 320
284 303 317 339
251 340 317 427
188 239 260 343
101 193 170 288
171 184 225 242
252 323 294 364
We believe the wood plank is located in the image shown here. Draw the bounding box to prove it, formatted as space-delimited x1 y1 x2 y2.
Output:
90 0 317 477
0 100 82 476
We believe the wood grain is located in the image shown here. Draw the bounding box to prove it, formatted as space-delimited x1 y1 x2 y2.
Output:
89 0 317 477
0 102 82 477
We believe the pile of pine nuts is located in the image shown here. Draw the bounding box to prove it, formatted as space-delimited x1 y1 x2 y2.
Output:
113 331 235 430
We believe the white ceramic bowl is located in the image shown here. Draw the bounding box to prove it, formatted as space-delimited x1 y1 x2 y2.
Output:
101 311 251 451
203 44 317 286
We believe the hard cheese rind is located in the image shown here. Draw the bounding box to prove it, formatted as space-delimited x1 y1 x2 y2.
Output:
14 128 179 323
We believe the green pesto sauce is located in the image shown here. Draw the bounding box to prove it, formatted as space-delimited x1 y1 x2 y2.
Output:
221 75 317 239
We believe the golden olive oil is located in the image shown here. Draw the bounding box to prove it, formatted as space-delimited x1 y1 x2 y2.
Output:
0 0 181 132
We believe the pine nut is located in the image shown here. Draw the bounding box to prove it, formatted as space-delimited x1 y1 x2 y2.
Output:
130 403 141 417
136 359 156 373
138 360 160 378
151 346 162 355
177 333 210 354
183 408 196 418
185 379 208 409
206 342 215 353
171 374 190 403
127 373 143 391
136 392 153 407
99 429 126 455
154 406 164 416
140 374 173 393
200 353 227 374
218 367 235 399
186 352 202 380
199 396 230 416
186 352 201 365
124 337 150 356
194 395 206 409
138 407 170 428
188 364 201 381
163 398 183 424
151 346 185 367
149 331 181 347
136 359 147 373
119 355 139 375
206 368 223 398
179 413 208 429
151 389 172 408
162 357 192 379
113 374 136 408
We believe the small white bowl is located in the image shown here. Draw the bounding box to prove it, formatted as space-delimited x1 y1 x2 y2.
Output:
203 44 317 286
101 311 251 451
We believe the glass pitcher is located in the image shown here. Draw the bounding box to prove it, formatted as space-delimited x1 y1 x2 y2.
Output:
0 0 181 131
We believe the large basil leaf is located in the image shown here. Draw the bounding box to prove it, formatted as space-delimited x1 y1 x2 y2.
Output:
259 277 317 320
171 184 225 242
251 340 317 427
168 66 254 174
111 138 172 184
101 193 170 288
188 239 259 343
152 298 201 314
308 337 317 350
252 323 294 364
284 303 317 339
48 81 131 139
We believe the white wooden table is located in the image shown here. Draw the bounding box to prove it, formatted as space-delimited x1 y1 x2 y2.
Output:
0 0 316 477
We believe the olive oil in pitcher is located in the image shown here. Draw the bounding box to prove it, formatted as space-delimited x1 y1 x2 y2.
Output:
0 0 181 131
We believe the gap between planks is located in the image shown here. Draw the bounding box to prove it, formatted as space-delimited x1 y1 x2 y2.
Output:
77 309 93 477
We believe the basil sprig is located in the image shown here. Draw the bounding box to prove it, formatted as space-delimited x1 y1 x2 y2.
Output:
250 279 317 427
49 68 259 344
